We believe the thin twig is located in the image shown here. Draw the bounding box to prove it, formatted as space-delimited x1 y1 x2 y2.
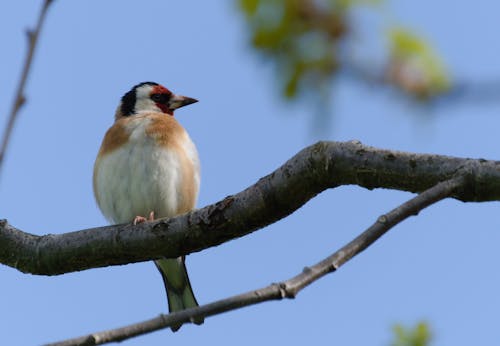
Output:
341 60 500 106
45 175 465 346
0 0 53 179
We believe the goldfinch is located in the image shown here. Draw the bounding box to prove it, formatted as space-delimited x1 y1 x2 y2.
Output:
93 81 203 331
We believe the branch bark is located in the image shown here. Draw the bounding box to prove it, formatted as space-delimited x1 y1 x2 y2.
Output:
44 175 465 346
0 0 53 179
1 140 499 276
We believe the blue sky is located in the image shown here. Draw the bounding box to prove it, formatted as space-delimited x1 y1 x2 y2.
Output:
1 1 500 345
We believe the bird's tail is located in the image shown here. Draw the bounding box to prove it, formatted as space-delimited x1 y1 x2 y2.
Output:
154 257 204 332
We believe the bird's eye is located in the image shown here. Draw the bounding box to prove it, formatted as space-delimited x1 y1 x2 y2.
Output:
151 93 168 103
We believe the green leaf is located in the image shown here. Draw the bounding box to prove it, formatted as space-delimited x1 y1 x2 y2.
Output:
388 27 451 95
391 321 432 346
332 0 384 10
239 0 260 16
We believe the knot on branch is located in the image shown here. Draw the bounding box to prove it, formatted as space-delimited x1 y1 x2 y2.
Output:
272 282 296 299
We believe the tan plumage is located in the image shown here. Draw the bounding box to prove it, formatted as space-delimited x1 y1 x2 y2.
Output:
93 82 203 331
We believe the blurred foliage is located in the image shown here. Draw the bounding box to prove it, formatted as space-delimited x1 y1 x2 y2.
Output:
239 0 346 99
391 321 432 346
238 0 450 103
387 28 450 99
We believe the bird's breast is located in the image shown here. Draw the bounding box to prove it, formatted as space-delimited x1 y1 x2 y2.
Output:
93 114 200 224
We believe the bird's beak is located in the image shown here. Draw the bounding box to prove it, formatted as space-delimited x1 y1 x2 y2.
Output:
168 94 198 110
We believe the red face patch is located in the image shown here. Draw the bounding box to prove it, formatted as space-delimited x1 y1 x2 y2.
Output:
151 85 174 115
156 103 173 115
152 85 171 95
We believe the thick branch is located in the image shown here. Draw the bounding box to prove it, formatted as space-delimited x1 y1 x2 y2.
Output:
45 176 464 346
0 0 53 178
1 140 499 275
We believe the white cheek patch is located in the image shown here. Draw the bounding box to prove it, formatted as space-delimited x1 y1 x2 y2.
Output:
134 85 163 114
134 98 163 114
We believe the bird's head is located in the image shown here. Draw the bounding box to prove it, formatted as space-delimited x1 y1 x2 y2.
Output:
117 82 198 119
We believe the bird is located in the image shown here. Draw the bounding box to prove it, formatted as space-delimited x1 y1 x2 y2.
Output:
93 81 203 331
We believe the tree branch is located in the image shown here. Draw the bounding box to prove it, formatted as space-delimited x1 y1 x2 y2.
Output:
0 0 53 180
1 141 499 275
44 175 464 346
342 60 500 106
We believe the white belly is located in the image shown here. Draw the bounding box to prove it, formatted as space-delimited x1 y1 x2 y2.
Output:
94 126 200 224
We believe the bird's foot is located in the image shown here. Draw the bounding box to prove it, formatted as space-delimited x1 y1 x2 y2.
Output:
133 211 155 225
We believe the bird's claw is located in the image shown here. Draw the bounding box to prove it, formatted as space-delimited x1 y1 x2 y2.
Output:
132 211 155 225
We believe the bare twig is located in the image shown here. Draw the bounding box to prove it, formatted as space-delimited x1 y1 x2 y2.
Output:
0 140 496 275
45 176 465 346
0 0 53 179
341 60 500 106
438 79 500 106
